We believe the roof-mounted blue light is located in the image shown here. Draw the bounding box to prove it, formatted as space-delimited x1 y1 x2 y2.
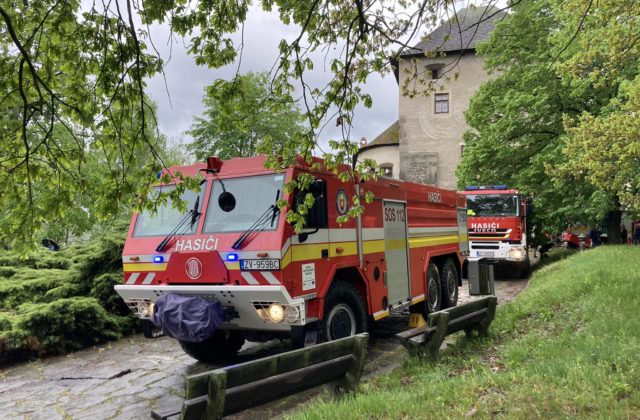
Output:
153 255 164 263
465 185 510 191
226 253 238 261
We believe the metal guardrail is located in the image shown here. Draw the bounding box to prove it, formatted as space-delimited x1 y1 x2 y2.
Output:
151 333 369 420
396 296 497 360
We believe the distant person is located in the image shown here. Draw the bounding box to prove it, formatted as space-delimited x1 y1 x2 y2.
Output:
634 225 640 245
620 225 628 245
589 227 600 248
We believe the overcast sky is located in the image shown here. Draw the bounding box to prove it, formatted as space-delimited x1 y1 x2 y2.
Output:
144 1 504 152
145 6 399 151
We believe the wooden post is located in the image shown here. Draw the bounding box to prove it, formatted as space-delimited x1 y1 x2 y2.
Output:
203 371 227 420
477 296 497 336
338 333 369 393
425 311 450 361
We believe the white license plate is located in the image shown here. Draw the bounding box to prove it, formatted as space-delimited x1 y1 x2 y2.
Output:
477 251 495 257
241 259 280 271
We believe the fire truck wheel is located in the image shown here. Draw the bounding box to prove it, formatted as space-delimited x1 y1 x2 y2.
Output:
518 257 531 279
426 262 442 314
440 258 458 309
179 330 245 363
410 262 441 318
321 280 368 342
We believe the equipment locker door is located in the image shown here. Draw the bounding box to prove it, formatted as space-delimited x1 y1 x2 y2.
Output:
383 201 410 306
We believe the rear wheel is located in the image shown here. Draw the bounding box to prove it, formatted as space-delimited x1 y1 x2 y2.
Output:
411 263 441 319
440 258 458 309
320 280 368 342
179 330 245 363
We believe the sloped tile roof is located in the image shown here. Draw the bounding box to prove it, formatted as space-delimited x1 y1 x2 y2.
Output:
362 120 399 150
405 7 507 56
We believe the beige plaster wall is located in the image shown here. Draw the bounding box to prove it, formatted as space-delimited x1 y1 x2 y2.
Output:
398 52 490 190
356 145 400 179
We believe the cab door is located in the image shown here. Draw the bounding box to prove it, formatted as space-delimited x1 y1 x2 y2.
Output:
383 200 410 306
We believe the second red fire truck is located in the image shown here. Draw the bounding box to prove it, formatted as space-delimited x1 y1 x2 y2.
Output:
115 156 469 361
461 185 532 278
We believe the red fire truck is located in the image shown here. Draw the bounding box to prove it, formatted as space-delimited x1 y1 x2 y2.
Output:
115 156 469 362
461 186 532 278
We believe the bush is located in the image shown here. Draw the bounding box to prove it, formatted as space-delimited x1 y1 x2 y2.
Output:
0 298 121 363
0 223 137 365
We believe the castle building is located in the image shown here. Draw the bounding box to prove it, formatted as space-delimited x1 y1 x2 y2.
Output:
357 8 505 190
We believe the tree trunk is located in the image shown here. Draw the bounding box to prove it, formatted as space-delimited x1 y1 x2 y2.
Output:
606 210 621 245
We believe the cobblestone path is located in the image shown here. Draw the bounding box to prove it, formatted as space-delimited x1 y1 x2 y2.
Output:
1 271 530 419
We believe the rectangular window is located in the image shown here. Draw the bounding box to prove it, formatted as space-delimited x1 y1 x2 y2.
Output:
435 93 449 114
203 174 285 233
133 183 206 237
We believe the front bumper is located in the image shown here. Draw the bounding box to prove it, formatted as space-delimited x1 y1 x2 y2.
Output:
115 284 306 331
468 241 527 262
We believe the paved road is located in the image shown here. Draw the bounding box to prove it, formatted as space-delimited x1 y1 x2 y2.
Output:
0 274 529 419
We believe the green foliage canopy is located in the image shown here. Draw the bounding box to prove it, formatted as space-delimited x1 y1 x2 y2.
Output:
0 1 172 248
458 0 638 237
1 0 486 243
554 0 640 214
187 72 305 160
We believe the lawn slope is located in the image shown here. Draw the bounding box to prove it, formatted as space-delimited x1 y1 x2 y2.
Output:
294 246 640 418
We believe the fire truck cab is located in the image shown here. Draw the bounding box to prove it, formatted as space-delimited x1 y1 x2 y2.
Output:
461 185 532 278
115 156 469 362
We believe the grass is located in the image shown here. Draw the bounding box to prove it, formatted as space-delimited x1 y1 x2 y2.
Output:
291 246 640 418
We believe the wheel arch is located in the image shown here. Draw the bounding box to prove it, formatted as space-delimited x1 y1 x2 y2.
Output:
317 265 370 319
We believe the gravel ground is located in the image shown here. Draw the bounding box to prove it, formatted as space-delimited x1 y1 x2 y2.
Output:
0 265 531 420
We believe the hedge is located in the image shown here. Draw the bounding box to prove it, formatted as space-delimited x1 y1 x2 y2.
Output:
0 223 137 365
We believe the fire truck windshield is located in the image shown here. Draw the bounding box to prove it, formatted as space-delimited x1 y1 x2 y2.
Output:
203 174 285 233
466 194 519 217
133 185 205 237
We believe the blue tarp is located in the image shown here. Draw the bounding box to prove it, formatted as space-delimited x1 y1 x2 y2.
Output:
151 294 223 342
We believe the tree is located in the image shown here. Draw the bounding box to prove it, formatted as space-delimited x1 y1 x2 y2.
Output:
457 0 632 241
553 0 640 240
0 1 171 248
2 0 527 243
187 72 305 160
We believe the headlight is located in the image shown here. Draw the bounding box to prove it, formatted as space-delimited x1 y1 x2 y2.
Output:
254 302 302 323
285 305 301 322
509 249 524 259
136 301 155 318
268 304 285 322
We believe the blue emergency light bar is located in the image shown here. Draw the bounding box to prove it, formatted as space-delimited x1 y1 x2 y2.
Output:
226 253 238 261
153 255 164 263
465 185 509 190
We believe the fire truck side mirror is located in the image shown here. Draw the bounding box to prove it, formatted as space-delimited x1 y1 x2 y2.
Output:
218 191 236 212
306 180 327 229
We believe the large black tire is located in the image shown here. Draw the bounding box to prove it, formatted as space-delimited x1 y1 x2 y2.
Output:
179 330 245 363
320 280 368 342
506 256 531 279
518 256 531 279
411 262 442 319
440 258 459 309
